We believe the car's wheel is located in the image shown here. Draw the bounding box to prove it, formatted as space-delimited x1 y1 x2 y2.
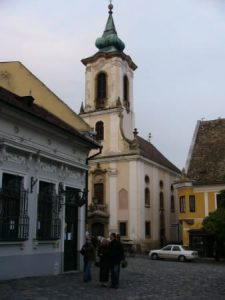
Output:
151 253 159 260
178 255 186 262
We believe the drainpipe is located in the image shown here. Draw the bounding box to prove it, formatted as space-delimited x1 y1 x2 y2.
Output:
85 146 103 229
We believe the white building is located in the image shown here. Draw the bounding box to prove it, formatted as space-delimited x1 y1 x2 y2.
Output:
80 4 181 251
0 87 99 280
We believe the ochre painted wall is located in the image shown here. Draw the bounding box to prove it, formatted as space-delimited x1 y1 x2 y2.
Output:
177 184 224 246
0 62 90 132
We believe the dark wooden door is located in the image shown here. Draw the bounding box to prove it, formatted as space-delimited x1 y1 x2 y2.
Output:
64 187 79 272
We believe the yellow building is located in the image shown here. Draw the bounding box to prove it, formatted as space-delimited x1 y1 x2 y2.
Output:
0 61 90 133
175 119 225 257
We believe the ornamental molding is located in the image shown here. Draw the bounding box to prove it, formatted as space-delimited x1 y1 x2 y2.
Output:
66 167 85 185
108 167 118 176
5 151 26 166
40 160 57 174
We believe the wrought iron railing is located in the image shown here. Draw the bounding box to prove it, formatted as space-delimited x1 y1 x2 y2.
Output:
36 217 61 240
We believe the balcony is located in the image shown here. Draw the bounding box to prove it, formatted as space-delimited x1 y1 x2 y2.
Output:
88 203 109 219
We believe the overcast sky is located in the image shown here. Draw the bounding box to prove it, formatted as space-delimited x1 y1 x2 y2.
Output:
1 0 225 169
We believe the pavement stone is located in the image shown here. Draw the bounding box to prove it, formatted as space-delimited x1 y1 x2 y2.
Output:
0 256 225 300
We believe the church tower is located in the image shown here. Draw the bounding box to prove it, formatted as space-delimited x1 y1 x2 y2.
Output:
80 3 137 156
80 4 180 247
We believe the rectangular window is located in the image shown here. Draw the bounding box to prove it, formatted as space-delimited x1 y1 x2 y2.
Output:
179 196 185 213
0 173 29 241
37 181 60 240
189 195 196 212
119 221 127 236
216 193 224 209
94 183 104 205
145 221 151 238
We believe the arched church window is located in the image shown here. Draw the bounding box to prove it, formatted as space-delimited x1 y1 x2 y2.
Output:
96 72 107 109
159 180 164 189
145 175 150 184
95 121 104 141
145 188 150 207
123 75 130 111
119 189 128 209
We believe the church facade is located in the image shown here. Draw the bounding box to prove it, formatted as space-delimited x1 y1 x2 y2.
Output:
80 4 181 251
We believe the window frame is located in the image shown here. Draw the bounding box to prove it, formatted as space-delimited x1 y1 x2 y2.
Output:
94 183 104 205
145 221 151 238
96 72 107 108
37 181 60 241
189 195 196 212
0 173 29 242
119 221 127 237
179 196 186 213
145 187 150 207
95 121 104 141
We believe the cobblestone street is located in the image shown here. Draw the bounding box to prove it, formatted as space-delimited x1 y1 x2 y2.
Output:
0 256 225 300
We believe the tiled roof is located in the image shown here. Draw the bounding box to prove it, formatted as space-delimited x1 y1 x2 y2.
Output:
136 135 181 174
187 119 225 185
0 87 99 149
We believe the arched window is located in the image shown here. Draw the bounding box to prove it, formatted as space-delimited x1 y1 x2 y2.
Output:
123 75 130 111
159 192 164 211
145 188 150 207
96 72 107 108
159 180 164 189
123 75 129 102
145 175 150 184
119 189 128 209
95 121 104 141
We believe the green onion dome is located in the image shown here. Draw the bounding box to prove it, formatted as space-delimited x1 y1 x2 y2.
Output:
95 4 125 53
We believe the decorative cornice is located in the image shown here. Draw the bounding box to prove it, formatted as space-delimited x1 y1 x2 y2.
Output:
81 51 137 71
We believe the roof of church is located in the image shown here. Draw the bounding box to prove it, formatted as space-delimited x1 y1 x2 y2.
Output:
187 118 225 185
95 3 125 53
0 87 100 149
136 135 181 174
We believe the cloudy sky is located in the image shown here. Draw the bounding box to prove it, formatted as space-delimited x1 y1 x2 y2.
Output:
1 0 225 169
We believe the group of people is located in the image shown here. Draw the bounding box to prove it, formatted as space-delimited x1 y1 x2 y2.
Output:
80 233 125 289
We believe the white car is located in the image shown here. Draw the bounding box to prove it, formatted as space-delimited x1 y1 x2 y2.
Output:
149 244 198 262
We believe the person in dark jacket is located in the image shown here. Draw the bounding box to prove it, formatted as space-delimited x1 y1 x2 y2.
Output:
108 232 125 289
98 238 110 286
80 238 96 282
